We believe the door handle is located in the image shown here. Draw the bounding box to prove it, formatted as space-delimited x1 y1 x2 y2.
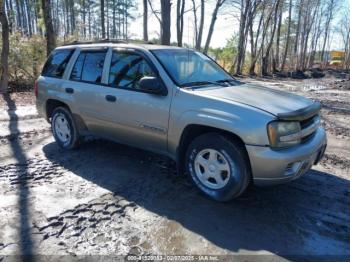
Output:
65 88 74 94
105 95 117 102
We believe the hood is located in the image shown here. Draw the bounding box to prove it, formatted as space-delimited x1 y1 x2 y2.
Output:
198 83 314 117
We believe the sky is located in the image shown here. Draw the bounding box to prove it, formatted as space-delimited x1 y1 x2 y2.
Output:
129 0 350 51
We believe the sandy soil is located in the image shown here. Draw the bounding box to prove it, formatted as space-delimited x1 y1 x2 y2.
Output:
0 77 349 259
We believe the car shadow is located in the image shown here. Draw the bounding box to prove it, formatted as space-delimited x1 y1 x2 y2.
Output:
43 139 350 256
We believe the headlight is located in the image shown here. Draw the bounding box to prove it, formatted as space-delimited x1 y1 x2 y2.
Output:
267 121 301 148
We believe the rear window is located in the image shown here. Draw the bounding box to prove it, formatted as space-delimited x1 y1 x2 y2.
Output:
42 49 74 78
70 50 106 84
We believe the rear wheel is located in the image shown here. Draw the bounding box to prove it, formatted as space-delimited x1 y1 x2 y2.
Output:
185 133 251 202
51 107 80 149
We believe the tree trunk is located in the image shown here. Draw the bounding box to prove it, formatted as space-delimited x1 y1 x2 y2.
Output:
70 0 75 33
300 0 318 70
281 0 292 71
160 0 171 45
25 0 32 36
118 8 121 38
125 2 128 39
191 0 198 46
321 0 335 65
195 0 205 50
112 0 116 38
106 0 109 39
143 0 148 41
235 0 250 75
249 23 256 75
176 0 185 46
192 0 205 50
20 0 27 34
65 0 70 35
261 0 280 76
101 0 105 38
0 0 10 93
82 0 86 37
249 5 264 75
203 0 225 54
308 5 323 68
42 0 57 56
88 2 91 38
5 0 12 33
273 1 283 72
293 0 303 70
15 0 21 31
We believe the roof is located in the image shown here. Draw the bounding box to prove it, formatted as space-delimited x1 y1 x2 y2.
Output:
55 40 185 51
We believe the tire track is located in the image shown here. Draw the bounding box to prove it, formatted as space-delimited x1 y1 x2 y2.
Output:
0 128 51 141
0 158 66 187
33 194 159 255
0 117 50 140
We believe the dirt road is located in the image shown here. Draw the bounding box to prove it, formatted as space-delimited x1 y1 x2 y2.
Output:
0 78 349 259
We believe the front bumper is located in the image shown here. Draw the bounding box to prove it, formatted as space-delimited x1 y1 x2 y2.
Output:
246 127 327 186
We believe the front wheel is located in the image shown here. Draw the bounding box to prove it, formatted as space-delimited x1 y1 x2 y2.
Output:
185 133 251 202
51 106 80 149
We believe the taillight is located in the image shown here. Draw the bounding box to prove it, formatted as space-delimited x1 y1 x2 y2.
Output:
34 80 39 97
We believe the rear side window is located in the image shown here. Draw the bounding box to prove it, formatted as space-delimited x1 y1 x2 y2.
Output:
42 49 74 78
70 50 106 84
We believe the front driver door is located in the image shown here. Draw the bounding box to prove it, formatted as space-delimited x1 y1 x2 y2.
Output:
100 49 172 154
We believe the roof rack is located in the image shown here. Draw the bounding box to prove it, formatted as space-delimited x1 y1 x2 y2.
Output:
63 39 128 46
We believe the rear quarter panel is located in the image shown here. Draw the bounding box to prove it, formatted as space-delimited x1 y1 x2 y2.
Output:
37 76 79 119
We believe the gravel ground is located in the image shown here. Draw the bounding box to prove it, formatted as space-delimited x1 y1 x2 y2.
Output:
0 77 349 260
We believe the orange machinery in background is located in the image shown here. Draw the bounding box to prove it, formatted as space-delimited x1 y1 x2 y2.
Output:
329 51 345 67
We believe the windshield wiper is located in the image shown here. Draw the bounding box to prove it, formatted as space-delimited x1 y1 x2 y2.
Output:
216 79 237 84
181 81 224 88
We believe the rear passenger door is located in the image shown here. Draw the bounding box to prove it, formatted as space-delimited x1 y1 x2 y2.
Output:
100 49 172 154
62 48 110 133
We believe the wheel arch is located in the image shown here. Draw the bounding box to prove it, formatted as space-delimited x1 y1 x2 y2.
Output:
46 99 88 134
176 124 251 175
46 99 69 120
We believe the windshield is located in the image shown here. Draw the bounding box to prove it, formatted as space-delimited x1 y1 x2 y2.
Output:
152 49 234 87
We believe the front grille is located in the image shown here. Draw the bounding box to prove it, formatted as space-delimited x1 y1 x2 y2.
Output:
300 114 320 143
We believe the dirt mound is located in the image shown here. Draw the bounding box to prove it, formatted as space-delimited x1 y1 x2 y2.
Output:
273 69 325 79
309 68 326 78
326 69 350 79
329 79 350 90
273 71 289 78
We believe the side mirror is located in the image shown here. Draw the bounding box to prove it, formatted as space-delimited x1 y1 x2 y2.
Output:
139 76 167 96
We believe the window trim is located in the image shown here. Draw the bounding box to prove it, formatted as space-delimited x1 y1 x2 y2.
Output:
68 48 108 85
41 48 75 79
104 48 168 96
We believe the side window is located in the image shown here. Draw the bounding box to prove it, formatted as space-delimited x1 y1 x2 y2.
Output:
70 52 85 81
108 51 156 90
42 49 74 78
70 50 106 84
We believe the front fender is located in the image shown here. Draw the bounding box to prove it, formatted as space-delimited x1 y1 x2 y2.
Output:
167 106 273 157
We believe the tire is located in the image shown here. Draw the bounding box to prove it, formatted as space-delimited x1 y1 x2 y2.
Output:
185 133 251 202
51 106 80 149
